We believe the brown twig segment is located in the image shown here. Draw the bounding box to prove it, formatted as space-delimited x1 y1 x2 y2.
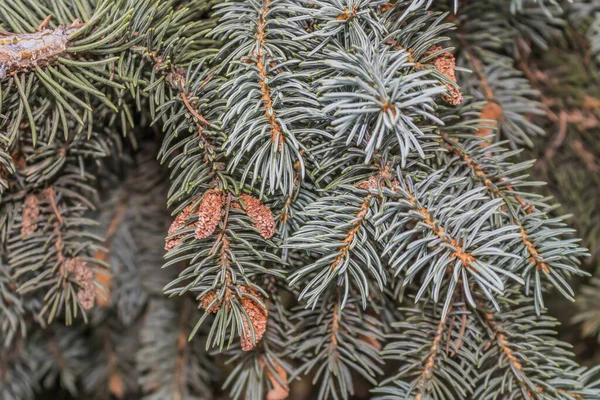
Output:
0 24 78 79
252 0 284 150
459 38 494 101
331 197 371 270
330 300 340 349
277 152 305 224
36 15 53 31
476 101 503 143
331 167 395 270
572 138 600 173
520 228 550 274
557 389 584 400
141 49 212 135
483 312 534 399
405 191 476 269
44 186 64 225
442 137 535 214
278 194 294 224
381 100 398 117
415 310 450 400
482 311 584 399
543 110 568 163
442 138 553 277
358 315 383 351
180 88 211 126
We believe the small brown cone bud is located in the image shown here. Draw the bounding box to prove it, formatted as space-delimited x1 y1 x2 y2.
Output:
64 257 95 310
200 291 220 313
427 46 463 106
239 286 268 351
77 281 96 311
239 194 275 239
21 194 40 238
194 189 225 240
165 202 196 251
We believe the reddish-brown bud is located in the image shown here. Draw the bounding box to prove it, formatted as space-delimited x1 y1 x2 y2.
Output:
194 189 225 240
21 194 40 238
239 194 275 239
239 286 268 351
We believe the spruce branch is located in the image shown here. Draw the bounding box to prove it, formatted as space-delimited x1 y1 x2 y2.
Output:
209 0 319 196
441 133 589 314
163 188 283 350
373 300 477 400
377 171 523 316
474 295 590 399
137 298 217 400
286 167 393 308
288 291 385 400
315 44 444 163
455 2 550 147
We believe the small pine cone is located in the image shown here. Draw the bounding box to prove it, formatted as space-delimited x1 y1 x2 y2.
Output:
200 291 220 313
239 286 268 351
21 194 40 238
165 202 196 251
427 46 463 106
64 257 93 281
194 189 224 240
78 280 96 310
239 194 275 239
64 257 95 310
164 236 181 252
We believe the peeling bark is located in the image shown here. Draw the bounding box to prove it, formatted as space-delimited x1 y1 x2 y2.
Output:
0 25 77 79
